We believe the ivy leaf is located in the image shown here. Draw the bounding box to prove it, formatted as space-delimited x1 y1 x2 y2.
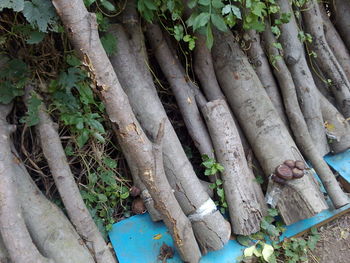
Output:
20 94 42 126
66 55 81 67
211 14 227 32
101 33 117 56
26 31 45 44
23 0 58 32
0 0 24 11
251 2 266 17
84 0 96 7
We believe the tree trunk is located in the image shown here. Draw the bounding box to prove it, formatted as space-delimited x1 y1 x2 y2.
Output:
333 0 350 51
276 0 329 156
303 0 350 118
108 23 231 253
212 29 328 225
52 1 203 261
263 25 349 209
0 104 52 263
246 30 289 127
320 4 350 83
202 99 266 235
35 97 116 263
146 23 214 160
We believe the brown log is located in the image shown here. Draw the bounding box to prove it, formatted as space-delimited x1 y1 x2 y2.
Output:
202 99 266 235
212 29 328 225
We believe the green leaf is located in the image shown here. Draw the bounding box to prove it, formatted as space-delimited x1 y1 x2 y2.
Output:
198 0 210 6
26 31 45 44
215 179 223 185
273 42 282 50
23 0 58 32
174 25 184 41
271 25 280 38
101 0 116 11
211 0 224 9
0 0 24 11
103 157 117 169
98 193 108 202
20 94 42 126
120 191 129 199
187 0 197 8
143 0 157 10
206 23 214 49
251 2 266 17
202 158 215 168
77 129 90 147
84 0 96 7
65 145 74 156
66 55 81 67
268 208 279 217
236 235 253 246
101 33 117 56
262 243 274 262
217 187 224 198
211 14 227 32
244 245 256 257
193 12 210 31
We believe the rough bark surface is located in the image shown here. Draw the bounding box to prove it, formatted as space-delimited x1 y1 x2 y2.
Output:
52 1 202 261
0 104 51 263
318 90 350 154
212 29 328 224
333 0 350 51
263 26 348 209
277 0 329 156
246 30 288 127
36 100 116 263
303 0 350 118
146 23 214 159
12 147 96 263
203 99 266 235
320 4 350 83
108 24 231 253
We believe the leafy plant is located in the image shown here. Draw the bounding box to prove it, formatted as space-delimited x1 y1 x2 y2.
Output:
0 59 28 104
201 154 227 213
237 209 320 263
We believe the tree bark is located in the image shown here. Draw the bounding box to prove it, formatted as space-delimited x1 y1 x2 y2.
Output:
276 0 329 156
246 30 289 127
320 4 350 83
318 90 350 154
303 0 350 118
0 104 52 263
108 24 231 253
333 0 350 51
146 23 214 160
212 29 328 225
202 99 266 235
52 1 202 261
263 25 349 209
35 98 116 263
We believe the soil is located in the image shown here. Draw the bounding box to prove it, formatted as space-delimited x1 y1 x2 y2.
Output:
310 212 350 263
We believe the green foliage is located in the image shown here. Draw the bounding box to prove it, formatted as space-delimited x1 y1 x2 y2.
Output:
20 93 42 126
0 59 28 104
237 209 320 263
49 54 106 147
202 154 224 175
80 154 131 238
201 155 227 213
101 33 117 56
0 0 24 12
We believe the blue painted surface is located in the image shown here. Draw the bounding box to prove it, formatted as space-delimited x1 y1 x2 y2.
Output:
109 150 350 262
324 149 350 181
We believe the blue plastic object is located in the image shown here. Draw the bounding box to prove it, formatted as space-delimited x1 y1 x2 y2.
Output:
109 150 350 263
324 149 350 182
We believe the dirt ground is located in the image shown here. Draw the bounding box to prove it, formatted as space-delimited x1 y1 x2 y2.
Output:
309 212 350 263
